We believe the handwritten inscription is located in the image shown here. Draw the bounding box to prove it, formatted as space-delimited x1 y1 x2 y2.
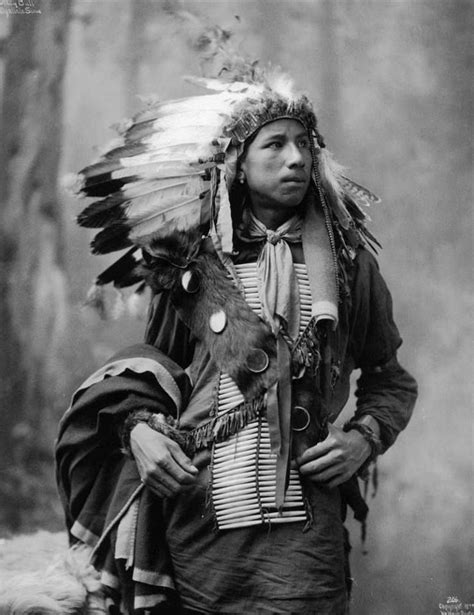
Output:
439 596 474 615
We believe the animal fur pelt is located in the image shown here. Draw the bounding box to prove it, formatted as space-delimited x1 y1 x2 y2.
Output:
0 531 105 615
142 232 279 400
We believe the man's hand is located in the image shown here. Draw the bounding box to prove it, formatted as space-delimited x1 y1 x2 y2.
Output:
130 423 198 498
296 423 371 489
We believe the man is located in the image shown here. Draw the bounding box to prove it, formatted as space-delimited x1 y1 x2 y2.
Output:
57 66 417 614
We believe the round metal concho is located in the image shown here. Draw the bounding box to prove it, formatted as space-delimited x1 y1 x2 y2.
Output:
209 309 227 334
246 348 269 374
181 269 200 294
292 406 311 432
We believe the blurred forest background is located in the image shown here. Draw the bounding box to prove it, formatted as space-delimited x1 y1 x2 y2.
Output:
0 0 471 613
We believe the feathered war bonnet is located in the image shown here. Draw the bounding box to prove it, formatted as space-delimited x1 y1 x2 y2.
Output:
69 63 380 317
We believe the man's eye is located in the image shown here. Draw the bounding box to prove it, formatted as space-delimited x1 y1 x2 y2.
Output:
268 141 282 149
298 139 310 149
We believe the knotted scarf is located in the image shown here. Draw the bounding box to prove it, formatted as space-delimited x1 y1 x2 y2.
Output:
236 208 303 340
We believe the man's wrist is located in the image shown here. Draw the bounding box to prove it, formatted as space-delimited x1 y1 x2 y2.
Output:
346 428 372 461
353 415 381 439
343 417 383 476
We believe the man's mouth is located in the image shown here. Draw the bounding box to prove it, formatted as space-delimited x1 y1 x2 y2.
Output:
281 176 307 184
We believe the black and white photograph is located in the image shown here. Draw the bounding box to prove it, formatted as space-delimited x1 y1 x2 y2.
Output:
0 1 471 614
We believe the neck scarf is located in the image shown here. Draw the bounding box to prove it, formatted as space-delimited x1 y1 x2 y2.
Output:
237 209 303 340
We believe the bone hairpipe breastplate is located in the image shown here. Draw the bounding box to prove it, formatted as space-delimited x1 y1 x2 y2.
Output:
211 262 312 530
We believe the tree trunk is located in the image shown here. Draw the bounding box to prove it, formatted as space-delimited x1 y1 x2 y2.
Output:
0 0 71 531
318 0 343 146
125 0 149 114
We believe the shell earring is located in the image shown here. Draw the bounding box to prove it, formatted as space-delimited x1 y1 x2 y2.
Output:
238 173 245 185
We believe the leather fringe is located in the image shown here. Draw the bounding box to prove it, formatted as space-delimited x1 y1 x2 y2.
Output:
186 397 265 453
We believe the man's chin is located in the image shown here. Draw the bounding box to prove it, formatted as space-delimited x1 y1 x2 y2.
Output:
277 191 307 208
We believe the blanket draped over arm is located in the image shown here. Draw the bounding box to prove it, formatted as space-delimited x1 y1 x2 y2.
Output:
55 343 192 547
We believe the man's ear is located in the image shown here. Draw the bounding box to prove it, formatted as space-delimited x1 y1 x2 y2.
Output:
238 155 249 183
237 170 246 184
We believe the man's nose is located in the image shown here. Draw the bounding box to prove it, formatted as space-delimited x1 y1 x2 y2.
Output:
285 143 305 167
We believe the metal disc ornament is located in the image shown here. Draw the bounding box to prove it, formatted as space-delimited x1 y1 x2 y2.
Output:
209 309 227 333
181 269 200 294
246 348 269 373
292 406 311 432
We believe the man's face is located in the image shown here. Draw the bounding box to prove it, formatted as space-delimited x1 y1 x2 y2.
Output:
240 119 312 212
